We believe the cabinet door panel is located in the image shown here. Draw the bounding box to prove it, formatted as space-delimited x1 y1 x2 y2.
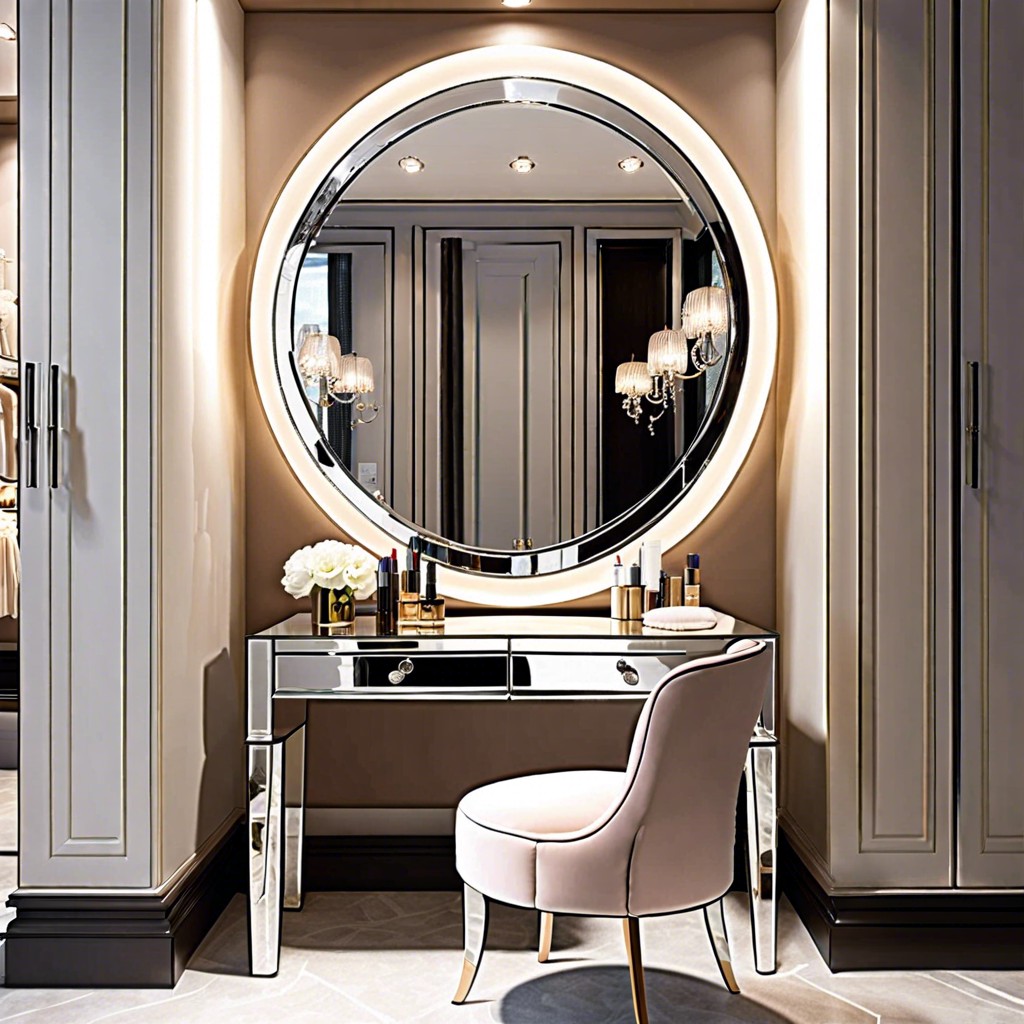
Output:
958 0 1024 887
19 0 155 887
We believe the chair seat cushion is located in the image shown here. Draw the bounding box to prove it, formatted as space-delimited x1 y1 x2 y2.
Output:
455 770 625 909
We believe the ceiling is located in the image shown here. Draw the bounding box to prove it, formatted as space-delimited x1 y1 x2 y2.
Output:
241 1 778 12
342 104 684 202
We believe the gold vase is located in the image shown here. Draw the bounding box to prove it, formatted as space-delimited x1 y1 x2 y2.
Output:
310 584 356 634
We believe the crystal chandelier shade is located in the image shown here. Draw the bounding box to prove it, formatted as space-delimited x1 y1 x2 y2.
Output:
334 353 375 395
646 327 689 377
614 359 653 398
296 326 344 386
614 359 653 424
681 285 729 338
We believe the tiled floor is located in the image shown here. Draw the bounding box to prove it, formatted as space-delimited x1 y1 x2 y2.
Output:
0 773 1020 1021
0 888 1020 1022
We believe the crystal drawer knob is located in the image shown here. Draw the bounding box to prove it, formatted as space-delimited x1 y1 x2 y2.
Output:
616 659 640 686
388 670 405 685
398 658 415 675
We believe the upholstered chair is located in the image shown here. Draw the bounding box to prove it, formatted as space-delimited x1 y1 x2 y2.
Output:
451 638 771 1024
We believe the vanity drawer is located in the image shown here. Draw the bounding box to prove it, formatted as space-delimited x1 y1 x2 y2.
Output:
510 649 712 696
274 653 508 695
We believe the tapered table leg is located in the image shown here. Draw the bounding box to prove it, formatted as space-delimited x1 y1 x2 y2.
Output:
248 740 284 976
283 724 306 910
745 744 778 973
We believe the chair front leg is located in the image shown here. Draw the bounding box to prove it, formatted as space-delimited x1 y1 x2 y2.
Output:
452 884 489 1004
703 898 740 994
538 912 554 963
622 918 649 1024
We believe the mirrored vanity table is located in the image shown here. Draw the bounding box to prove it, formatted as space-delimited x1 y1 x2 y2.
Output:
246 612 779 979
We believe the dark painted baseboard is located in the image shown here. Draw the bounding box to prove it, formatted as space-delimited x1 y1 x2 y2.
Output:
5 819 245 988
781 830 1024 970
306 835 462 891
304 826 750 894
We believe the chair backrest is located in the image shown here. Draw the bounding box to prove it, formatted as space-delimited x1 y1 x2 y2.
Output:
614 638 770 916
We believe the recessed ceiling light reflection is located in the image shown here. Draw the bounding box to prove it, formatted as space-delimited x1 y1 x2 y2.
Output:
618 156 645 174
398 156 425 174
509 155 536 174
501 0 533 8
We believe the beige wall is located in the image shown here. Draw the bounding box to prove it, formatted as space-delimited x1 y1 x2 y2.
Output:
159 0 247 881
775 0 828 862
245 11 777 812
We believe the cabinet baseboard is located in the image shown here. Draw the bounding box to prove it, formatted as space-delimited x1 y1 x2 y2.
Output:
781 831 1024 970
4 818 245 988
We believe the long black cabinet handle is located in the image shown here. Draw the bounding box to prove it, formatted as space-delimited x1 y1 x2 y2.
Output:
965 361 980 490
23 361 40 489
48 364 63 490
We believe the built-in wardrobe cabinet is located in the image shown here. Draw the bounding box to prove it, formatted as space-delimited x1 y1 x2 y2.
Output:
12 0 245 986
777 0 1023 968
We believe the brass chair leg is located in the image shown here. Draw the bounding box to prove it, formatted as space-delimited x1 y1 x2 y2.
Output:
538 911 554 963
622 917 649 1024
452 885 489 1004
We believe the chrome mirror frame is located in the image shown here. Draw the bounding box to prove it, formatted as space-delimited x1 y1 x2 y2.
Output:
251 47 777 606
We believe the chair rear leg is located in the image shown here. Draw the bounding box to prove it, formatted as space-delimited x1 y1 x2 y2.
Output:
622 917 649 1024
452 884 490 1004
703 898 740 994
538 912 554 963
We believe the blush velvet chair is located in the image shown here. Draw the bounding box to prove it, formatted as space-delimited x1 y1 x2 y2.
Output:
451 638 771 1024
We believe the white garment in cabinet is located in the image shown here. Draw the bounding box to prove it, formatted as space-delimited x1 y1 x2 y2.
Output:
0 384 17 480
0 513 18 619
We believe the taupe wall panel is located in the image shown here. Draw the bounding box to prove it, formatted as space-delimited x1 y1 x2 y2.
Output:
244 12 776 812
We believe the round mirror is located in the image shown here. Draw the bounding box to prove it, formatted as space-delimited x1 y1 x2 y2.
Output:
252 48 776 604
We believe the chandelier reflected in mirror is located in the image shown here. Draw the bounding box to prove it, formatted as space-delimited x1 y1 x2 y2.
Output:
295 323 380 426
615 284 729 435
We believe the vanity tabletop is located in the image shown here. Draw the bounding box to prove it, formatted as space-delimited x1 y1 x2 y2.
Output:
251 611 776 641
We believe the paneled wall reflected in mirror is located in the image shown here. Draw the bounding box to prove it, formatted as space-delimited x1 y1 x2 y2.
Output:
289 99 736 557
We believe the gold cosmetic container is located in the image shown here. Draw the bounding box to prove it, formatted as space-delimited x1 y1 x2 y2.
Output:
418 598 445 627
610 585 644 621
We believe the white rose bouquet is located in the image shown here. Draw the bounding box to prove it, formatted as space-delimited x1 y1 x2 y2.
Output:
282 540 377 630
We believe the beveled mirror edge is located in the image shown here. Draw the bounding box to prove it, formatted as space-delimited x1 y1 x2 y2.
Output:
250 45 778 606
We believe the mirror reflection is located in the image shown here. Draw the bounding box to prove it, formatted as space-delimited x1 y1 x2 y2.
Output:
291 100 735 554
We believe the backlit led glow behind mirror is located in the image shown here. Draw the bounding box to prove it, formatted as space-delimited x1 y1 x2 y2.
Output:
251 48 777 605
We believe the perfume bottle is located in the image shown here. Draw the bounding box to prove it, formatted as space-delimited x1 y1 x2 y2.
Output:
399 539 423 626
684 552 701 606
418 561 445 628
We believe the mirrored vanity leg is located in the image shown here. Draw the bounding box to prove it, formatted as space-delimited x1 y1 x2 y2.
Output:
744 745 778 974
248 740 284 977
284 724 307 910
